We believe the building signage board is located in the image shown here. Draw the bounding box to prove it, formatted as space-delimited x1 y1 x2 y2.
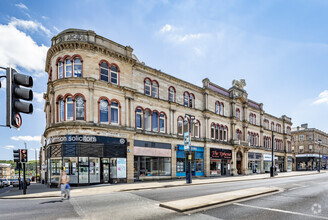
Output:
117 158 126 178
210 148 232 159
263 154 278 161
47 135 126 145
295 154 321 158
184 132 190 151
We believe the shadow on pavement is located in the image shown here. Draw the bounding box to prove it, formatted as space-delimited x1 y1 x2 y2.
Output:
40 200 63 204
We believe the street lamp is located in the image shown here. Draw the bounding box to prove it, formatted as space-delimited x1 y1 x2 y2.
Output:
184 114 196 184
318 139 322 173
270 130 275 177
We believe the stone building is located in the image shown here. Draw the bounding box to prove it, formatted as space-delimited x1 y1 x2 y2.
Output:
0 164 15 179
292 123 328 171
41 29 293 185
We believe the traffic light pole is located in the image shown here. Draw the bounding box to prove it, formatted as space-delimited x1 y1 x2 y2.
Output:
18 162 21 190
23 163 26 195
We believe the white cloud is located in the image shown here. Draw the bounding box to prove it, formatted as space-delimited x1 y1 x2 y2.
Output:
9 17 52 37
53 26 60 33
178 33 207 42
313 90 328 104
3 145 15 150
33 72 47 78
33 92 44 103
11 136 41 142
160 24 174 33
15 3 28 10
0 22 49 72
41 16 48 20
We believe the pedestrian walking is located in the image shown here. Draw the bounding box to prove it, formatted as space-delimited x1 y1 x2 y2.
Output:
58 167 70 201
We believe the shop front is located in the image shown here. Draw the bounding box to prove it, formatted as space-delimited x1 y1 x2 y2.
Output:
263 154 277 173
275 156 285 172
46 135 127 186
248 152 262 174
287 156 293 171
296 154 321 171
176 145 204 177
133 140 171 181
210 148 231 176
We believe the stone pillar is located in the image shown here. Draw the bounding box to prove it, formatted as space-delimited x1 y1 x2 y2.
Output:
126 137 134 183
231 101 236 117
243 148 249 175
130 98 134 129
125 97 129 127
231 122 236 140
243 124 248 142
171 140 177 178
243 104 248 122
204 116 210 139
88 80 95 123
50 86 55 125
232 147 238 175
205 144 210 177
171 109 175 135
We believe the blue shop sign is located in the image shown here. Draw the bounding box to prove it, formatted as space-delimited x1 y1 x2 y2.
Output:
177 145 204 152
48 135 126 145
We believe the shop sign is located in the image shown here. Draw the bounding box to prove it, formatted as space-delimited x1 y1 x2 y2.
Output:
117 158 126 178
296 154 321 158
48 135 97 144
210 148 232 159
263 154 278 161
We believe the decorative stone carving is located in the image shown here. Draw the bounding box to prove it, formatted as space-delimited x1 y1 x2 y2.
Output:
232 79 246 90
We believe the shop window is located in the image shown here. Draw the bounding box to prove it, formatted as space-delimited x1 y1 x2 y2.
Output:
99 99 109 123
73 58 82 77
63 157 78 184
75 96 85 121
58 61 64 79
177 117 183 135
50 158 62 183
111 101 119 125
66 96 73 121
152 111 159 132
100 61 109 82
79 157 89 184
177 158 185 172
145 110 151 131
110 65 118 85
160 113 165 133
65 58 72 77
136 108 143 129
90 157 100 183
152 81 158 98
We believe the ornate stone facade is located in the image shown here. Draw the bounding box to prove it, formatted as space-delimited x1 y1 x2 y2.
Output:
41 29 293 185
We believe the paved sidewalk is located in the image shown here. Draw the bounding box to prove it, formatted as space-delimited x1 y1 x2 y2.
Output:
0 170 326 199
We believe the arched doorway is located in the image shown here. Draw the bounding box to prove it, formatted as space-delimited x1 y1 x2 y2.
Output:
237 151 242 175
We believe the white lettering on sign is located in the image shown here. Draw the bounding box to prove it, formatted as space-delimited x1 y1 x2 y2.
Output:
48 135 97 144
56 34 87 44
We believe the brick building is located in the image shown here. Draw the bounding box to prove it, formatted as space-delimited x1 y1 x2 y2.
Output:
41 29 293 185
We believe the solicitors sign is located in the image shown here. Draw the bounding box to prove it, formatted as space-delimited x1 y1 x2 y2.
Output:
210 148 232 159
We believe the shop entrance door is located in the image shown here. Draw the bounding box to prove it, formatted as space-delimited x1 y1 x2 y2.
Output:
221 160 227 175
102 164 109 183
237 151 242 175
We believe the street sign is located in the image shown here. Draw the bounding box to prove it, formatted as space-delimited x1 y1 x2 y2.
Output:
184 131 190 151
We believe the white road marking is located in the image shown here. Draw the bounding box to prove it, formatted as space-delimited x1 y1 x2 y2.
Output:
233 203 328 220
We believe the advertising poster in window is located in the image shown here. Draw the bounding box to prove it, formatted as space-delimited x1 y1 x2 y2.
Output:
117 158 126 178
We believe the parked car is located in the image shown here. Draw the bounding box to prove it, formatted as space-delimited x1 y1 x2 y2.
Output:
11 179 20 187
0 179 3 188
9 179 15 185
0 178 10 187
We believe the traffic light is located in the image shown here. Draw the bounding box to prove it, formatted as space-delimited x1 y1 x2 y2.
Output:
6 67 33 128
13 149 20 162
20 149 28 163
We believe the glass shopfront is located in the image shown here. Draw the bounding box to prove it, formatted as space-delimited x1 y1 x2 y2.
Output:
296 155 321 171
210 148 232 176
275 156 285 172
248 152 261 174
176 145 204 177
287 156 293 172
46 135 127 185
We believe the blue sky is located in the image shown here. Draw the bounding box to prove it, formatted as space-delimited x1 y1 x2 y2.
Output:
1 0 328 160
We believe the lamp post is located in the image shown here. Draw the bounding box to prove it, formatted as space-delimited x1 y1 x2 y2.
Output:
318 139 322 173
184 114 196 184
270 130 275 177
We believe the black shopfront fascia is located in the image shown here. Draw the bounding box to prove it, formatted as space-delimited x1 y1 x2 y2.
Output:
46 135 127 185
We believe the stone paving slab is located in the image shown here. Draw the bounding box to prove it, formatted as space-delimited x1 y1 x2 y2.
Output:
159 187 280 212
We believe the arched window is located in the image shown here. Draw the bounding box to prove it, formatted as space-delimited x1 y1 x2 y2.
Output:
75 96 85 121
59 98 64 122
215 102 219 114
211 123 215 139
177 117 183 135
236 129 242 141
99 99 109 123
100 62 109 82
152 111 159 132
220 126 224 141
249 113 253 124
169 87 175 102
194 120 200 138
271 122 275 131
183 118 189 134
65 58 72 77
145 79 151 96
136 108 143 129
73 58 82 77
66 96 73 121
152 81 158 98
224 126 228 141
145 110 151 131
236 108 240 119
159 113 165 133
219 102 224 115
184 92 189 107
58 60 64 79
215 124 219 140
110 101 119 125
253 115 256 125
110 65 118 85
189 94 194 108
